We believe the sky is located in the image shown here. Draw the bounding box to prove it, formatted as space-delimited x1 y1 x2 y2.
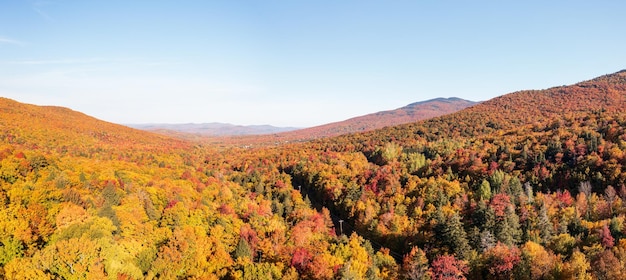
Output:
1 1 625 127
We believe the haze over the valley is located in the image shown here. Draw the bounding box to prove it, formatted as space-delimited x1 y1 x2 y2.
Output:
128 97 477 137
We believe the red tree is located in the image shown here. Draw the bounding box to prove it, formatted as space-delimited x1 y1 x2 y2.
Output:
291 248 312 273
483 243 521 278
490 193 511 218
430 255 468 280
599 224 614 248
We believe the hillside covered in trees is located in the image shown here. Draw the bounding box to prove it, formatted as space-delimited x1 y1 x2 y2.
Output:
275 97 477 139
190 97 476 147
1 70 626 279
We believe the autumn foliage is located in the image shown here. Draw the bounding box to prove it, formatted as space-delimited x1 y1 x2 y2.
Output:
1 70 626 279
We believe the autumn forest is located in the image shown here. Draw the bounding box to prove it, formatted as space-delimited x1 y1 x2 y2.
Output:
2 70 626 279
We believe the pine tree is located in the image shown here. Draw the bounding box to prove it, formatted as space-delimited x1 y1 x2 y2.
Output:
234 238 252 261
471 200 495 232
441 213 471 260
477 180 492 201
538 203 553 244
497 205 522 246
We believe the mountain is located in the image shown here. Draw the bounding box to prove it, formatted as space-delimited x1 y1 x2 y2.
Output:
130 98 474 140
204 97 477 146
280 97 477 140
457 70 626 127
355 70 626 145
128 122 300 136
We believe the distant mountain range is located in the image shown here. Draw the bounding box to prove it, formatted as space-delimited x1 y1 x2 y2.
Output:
127 123 300 136
130 97 476 139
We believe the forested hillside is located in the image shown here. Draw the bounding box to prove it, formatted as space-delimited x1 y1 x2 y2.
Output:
272 70 626 279
278 97 477 139
1 70 626 279
200 97 476 147
0 98 400 279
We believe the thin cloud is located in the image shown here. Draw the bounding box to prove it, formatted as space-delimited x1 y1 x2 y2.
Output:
0 36 24 45
8 58 107 65
32 1 55 22
5 57 171 67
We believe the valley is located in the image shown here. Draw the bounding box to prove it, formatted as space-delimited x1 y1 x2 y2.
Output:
1 71 626 279
131 97 476 146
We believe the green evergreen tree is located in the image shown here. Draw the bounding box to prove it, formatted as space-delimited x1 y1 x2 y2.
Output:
497 205 522 246
489 170 505 194
234 238 253 261
442 213 471 260
538 203 553 244
478 180 492 201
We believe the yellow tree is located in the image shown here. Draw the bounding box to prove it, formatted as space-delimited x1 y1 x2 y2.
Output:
562 250 592 280
518 241 558 280
338 233 371 279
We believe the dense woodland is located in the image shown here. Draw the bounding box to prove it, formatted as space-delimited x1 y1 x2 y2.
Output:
1 70 626 279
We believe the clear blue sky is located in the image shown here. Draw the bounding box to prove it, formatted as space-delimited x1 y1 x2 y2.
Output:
1 1 625 127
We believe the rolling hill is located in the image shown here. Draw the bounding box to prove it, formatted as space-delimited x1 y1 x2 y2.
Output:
0 97 188 153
